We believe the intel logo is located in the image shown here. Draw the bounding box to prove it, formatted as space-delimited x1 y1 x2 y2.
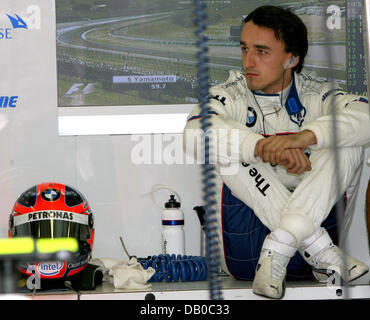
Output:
37 261 64 276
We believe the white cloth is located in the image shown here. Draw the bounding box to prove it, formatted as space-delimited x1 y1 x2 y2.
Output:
91 257 155 290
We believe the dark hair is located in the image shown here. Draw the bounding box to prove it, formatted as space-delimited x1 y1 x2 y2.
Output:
242 5 308 73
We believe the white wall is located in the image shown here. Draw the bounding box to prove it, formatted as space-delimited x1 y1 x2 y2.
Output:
0 0 204 259
0 1 369 278
344 147 370 270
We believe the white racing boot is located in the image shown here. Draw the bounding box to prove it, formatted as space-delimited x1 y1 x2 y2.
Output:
252 229 297 299
299 228 369 284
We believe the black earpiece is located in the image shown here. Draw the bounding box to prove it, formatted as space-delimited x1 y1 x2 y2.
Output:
285 56 296 69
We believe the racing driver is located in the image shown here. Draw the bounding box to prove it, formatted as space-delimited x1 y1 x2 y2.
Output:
183 5 370 299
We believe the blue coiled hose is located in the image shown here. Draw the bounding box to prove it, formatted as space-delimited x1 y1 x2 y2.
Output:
194 0 223 300
139 255 207 282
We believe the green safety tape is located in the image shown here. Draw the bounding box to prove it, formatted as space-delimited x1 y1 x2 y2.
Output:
0 237 78 256
0 238 34 255
36 238 78 254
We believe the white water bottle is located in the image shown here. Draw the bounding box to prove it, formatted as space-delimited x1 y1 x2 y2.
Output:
161 195 185 255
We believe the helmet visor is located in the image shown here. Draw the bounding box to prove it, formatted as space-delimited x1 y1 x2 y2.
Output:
11 211 91 241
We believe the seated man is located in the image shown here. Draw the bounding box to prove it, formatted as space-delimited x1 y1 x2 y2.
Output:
183 5 369 299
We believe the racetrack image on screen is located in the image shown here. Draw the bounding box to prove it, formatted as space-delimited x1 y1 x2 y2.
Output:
55 0 346 108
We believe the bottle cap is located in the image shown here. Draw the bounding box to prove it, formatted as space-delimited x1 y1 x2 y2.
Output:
165 195 180 208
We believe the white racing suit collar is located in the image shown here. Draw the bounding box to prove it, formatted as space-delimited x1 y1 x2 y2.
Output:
251 73 305 116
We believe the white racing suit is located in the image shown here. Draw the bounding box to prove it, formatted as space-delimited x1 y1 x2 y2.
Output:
183 70 369 280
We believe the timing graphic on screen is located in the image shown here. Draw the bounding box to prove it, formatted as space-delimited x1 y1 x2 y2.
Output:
56 0 346 107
